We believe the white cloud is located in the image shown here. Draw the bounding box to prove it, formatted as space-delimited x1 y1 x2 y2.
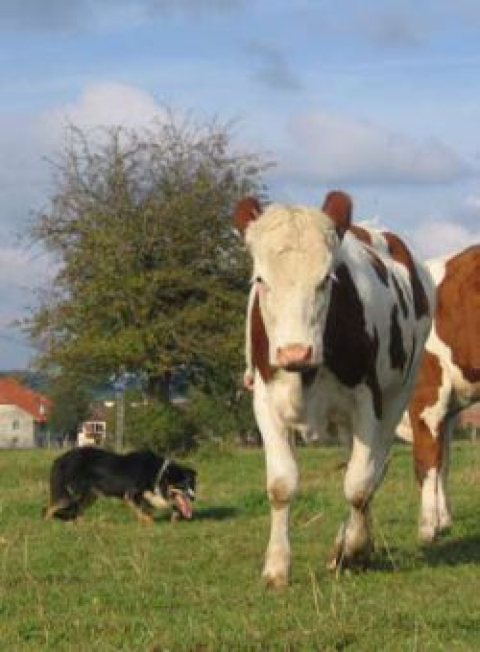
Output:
280 110 472 186
44 82 165 133
409 219 480 259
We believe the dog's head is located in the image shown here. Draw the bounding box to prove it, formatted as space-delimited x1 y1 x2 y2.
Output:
156 460 197 520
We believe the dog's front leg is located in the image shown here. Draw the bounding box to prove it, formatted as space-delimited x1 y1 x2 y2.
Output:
123 496 154 525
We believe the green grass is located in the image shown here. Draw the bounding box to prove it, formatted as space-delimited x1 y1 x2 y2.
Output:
0 442 479 650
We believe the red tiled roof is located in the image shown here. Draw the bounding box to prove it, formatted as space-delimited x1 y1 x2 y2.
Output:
0 377 52 422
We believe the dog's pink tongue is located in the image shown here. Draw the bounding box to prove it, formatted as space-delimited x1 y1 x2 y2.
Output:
174 494 193 520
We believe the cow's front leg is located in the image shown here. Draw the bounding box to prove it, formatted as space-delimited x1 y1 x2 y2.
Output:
255 393 298 588
329 439 380 570
329 399 391 571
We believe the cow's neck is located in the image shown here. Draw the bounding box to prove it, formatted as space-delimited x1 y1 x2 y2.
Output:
265 370 308 426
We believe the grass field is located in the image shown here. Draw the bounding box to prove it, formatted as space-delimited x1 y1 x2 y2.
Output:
0 441 479 651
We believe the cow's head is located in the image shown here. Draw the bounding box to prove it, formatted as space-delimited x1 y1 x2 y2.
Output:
235 191 352 371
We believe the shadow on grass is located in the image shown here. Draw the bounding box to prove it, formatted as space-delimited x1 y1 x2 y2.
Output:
421 533 480 567
363 532 480 572
192 506 239 521
154 506 239 523
333 548 404 574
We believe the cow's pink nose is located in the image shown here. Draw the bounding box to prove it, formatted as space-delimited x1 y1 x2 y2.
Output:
276 344 313 369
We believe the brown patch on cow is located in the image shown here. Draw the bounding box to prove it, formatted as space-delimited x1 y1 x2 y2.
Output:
409 350 444 482
383 231 430 319
349 224 372 245
367 250 389 287
251 289 275 384
322 191 352 239
389 305 407 371
324 263 383 419
391 274 409 318
234 196 261 232
435 245 480 383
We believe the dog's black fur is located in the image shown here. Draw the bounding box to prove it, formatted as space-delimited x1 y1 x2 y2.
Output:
44 447 196 523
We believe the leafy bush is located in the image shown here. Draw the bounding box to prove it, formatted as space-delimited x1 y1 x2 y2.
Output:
114 385 257 454
124 399 197 455
186 388 257 445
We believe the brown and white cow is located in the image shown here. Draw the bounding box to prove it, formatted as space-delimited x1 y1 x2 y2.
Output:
235 191 435 587
397 245 480 543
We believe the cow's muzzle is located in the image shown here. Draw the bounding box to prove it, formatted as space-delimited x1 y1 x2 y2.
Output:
276 344 314 371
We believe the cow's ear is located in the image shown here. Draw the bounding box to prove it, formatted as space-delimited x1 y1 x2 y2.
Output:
322 190 352 239
234 197 261 233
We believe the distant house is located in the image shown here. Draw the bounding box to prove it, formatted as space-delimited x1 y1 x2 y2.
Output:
0 377 52 448
459 403 480 440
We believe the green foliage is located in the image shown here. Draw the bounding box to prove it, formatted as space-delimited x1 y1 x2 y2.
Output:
46 374 91 438
117 386 256 453
123 398 197 455
187 387 257 443
24 114 270 393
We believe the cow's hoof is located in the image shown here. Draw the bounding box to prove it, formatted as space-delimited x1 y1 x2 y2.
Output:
328 524 373 571
262 570 289 589
438 511 452 533
328 546 372 571
262 549 290 588
418 523 437 544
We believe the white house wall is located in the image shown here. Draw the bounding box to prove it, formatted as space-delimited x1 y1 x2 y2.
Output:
0 405 35 448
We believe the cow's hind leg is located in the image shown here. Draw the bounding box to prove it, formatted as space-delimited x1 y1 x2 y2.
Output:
436 416 454 533
416 415 454 542
410 361 451 543
255 392 298 588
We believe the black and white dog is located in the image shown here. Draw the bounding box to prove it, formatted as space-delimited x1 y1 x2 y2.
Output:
44 447 196 523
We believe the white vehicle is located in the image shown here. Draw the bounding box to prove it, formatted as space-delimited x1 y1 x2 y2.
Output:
77 420 107 447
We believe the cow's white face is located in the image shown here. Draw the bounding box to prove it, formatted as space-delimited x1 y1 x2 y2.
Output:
245 204 339 370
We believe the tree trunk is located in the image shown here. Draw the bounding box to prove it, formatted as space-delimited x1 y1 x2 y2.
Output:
146 371 171 402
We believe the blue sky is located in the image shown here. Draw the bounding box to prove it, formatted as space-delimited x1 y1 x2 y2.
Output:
1 0 480 368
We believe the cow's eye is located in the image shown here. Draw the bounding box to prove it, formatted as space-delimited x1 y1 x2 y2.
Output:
254 276 264 284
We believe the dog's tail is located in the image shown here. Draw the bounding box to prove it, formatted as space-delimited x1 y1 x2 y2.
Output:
44 455 76 520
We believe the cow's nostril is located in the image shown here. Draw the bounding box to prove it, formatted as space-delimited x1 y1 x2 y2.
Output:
277 344 313 368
